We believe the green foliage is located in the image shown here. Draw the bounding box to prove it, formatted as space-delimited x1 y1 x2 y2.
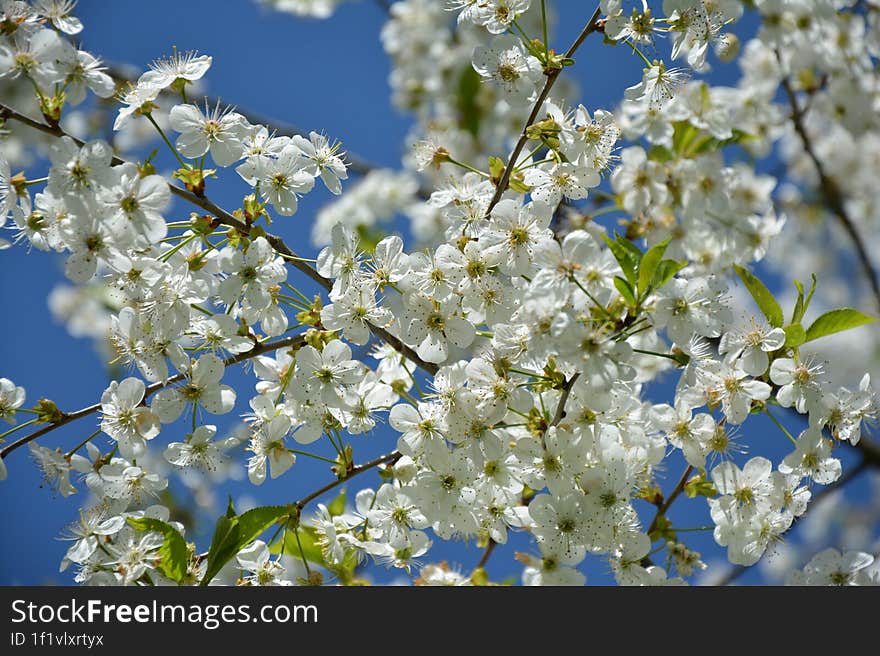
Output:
603 234 685 307
804 308 876 343
199 499 293 586
327 490 346 517
456 66 482 139
734 267 875 361
783 323 806 348
127 517 189 584
734 265 784 327
684 474 718 499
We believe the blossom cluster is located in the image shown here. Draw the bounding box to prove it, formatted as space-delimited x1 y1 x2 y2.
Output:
0 0 878 587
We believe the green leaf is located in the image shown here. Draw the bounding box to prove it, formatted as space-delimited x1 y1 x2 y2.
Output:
327 490 346 517
684 474 717 499
804 308 876 343
783 323 806 348
508 176 532 194
734 265 784 328
646 144 675 162
791 274 817 325
456 66 482 138
488 156 505 180
616 234 644 262
237 505 291 544
127 517 189 584
791 279 805 326
652 259 686 290
614 276 636 306
200 514 239 587
603 234 641 286
269 525 325 565
638 238 671 296
199 504 292 586
672 120 699 155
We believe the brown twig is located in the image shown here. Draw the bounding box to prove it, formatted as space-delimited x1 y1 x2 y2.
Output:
295 450 401 511
483 6 603 221
0 334 306 460
777 65 880 311
0 102 438 377
645 465 694 540
472 371 582 575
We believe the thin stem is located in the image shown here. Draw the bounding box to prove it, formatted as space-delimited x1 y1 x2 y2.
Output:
764 407 797 446
158 232 198 262
632 348 680 362
190 304 214 317
0 417 41 442
587 204 621 218
643 464 694 564
400 360 424 399
550 373 580 428
0 334 306 460
515 157 556 172
145 112 187 168
293 527 312 577
508 367 550 380
64 428 102 458
325 430 344 458
283 282 312 304
474 539 498 574
290 449 338 466
511 19 533 45
541 0 549 61
571 276 615 321
484 6 603 221
446 155 490 178
519 142 546 167
0 102 440 378
626 40 654 67
777 58 880 311
295 450 401 511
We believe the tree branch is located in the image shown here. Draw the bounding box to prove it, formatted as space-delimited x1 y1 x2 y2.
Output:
638 464 694 567
0 102 439 378
0 334 307 460
472 371 581 575
777 65 880 311
295 450 400 511
483 6 603 220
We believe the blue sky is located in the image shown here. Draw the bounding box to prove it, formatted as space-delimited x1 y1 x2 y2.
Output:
0 0 871 586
